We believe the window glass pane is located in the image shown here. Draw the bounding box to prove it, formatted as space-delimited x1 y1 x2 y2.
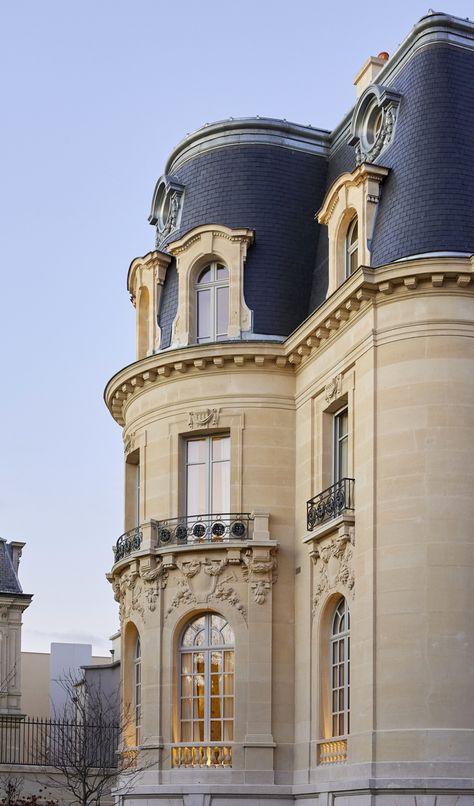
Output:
350 248 358 274
339 411 348 438
181 652 193 672
212 436 230 462
217 264 228 280
181 721 192 741
349 220 358 246
211 651 222 671
210 721 222 741
197 289 211 341
212 458 230 513
223 697 234 718
187 463 207 515
181 699 191 718
194 653 205 674
223 674 234 694
194 722 205 741
211 674 222 695
216 285 229 337
187 439 206 464
211 614 226 632
181 676 192 697
223 651 234 672
197 266 211 284
210 697 221 718
223 721 233 741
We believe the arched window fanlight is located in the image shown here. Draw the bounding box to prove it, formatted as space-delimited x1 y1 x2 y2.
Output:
195 263 229 343
330 598 350 738
345 217 359 278
135 636 142 745
178 613 234 743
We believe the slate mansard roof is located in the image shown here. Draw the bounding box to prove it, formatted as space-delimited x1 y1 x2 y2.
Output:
153 11 474 346
0 539 23 595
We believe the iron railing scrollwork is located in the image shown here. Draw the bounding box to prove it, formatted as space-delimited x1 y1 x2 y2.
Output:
114 526 142 563
154 513 253 547
307 478 354 531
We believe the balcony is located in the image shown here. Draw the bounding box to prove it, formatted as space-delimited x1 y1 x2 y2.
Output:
171 742 232 768
307 478 354 532
114 513 254 563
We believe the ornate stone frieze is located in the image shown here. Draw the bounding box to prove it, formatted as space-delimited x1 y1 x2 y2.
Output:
109 544 278 622
188 408 220 429
312 534 355 615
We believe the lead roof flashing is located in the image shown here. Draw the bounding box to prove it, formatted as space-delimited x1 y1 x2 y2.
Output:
165 117 330 173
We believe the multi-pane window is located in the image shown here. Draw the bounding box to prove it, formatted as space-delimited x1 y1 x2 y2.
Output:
331 597 350 737
333 408 348 482
345 217 359 278
195 263 229 343
135 636 142 745
178 614 234 743
185 435 230 515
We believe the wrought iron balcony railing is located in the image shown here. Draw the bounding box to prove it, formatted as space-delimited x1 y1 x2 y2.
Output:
154 513 253 547
307 478 354 531
113 514 254 562
114 526 142 563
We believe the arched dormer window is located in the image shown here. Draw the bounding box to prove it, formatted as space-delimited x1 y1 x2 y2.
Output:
195 263 229 344
345 218 359 278
330 598 350 738
135 636 142 745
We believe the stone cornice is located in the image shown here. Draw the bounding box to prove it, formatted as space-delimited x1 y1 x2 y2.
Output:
105 256 474 426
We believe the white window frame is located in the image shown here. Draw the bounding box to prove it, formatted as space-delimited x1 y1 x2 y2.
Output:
330 598 350 738
178 613 234 744
184 434 230 516
195 262 229 344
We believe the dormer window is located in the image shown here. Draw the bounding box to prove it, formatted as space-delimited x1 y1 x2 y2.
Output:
345 218 359 278
196 262 229 343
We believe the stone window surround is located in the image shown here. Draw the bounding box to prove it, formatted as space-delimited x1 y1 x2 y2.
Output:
316 163 389 297
166 224 254 349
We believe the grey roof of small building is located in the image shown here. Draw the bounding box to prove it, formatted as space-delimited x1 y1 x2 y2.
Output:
0 539 23 595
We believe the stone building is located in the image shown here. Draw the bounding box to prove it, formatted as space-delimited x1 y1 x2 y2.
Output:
0 539 32 716
106 11 474 806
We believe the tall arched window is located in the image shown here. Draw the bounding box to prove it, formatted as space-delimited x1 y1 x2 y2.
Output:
345 217 359 278
134 636 142 745
195 263 229 343
330 598 350 737
178 613 234 743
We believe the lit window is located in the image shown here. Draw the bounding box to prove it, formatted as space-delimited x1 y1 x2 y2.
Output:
195 263 229 343
135 636 142 745
333 408 348 482
178 613 234 743
330 598 350 738
345 218 359 278
185 435 230 516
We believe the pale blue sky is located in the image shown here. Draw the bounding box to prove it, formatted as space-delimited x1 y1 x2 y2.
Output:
1 0 472 654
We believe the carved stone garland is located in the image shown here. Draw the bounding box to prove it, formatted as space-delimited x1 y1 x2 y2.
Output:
311 533 355 616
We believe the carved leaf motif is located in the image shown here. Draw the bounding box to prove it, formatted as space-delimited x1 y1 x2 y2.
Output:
176 559 202 578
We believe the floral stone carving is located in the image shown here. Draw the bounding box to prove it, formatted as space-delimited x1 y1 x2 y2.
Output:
312 534 355 615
